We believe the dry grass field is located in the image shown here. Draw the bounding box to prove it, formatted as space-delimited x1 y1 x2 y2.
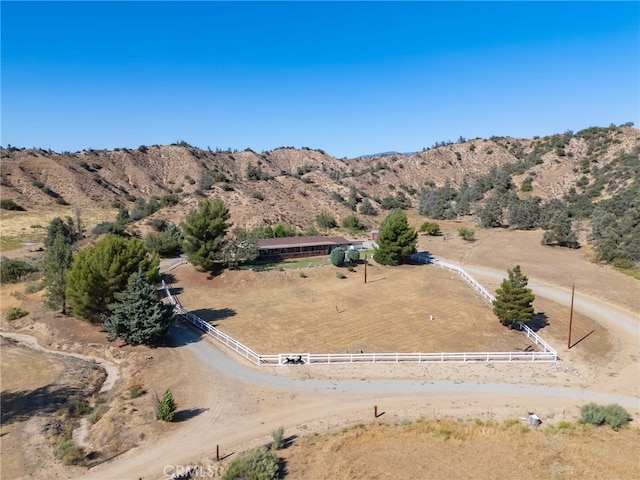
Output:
280 419 640 480
168 259 612 360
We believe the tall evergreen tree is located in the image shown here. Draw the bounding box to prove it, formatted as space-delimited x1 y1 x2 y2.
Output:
373 209 417 266
44 216 76 248
492 265 535 328
43 235 73 313
181 198 231 271
103 271 175 345
66 235 159 322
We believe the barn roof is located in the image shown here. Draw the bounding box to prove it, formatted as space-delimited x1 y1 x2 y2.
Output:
257 236 350 250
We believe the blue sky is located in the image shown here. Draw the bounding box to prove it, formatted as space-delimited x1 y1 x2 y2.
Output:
2 1 639 158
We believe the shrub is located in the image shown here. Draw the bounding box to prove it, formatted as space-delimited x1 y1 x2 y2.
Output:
342 214 365 232
299 271 307 278
0 257 37 283
346 248 360 263
222 446 279 480
419 221 441 236
316 212 337 229
6 307 28 321
330 247 345 266
272 426 285 450
0 199 25 210
336 272 346 279
253 191 265 201
580 403 630 430
458 228 475 241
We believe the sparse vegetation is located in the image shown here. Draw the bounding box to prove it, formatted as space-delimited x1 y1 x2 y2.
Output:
6 307 28 321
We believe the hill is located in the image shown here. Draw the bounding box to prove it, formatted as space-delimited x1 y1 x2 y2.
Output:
1 125 639 265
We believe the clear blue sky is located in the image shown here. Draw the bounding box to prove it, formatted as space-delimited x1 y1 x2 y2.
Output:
2 1 639 158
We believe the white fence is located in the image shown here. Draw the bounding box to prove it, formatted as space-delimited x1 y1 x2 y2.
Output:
162 256 558 365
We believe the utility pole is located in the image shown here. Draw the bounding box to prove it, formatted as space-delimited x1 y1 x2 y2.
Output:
364 254 367 284
567 284 575 349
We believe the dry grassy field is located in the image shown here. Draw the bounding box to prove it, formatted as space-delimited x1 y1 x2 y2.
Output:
168 259 611 360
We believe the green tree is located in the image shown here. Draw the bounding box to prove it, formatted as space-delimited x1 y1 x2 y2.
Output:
373 209 417 265
43 235 73 313
0 257 37 284
477 196 503 228
145 224 183 257
492 265 535 328
346 248 360 263
44 217 76 248
329 247 345 266
221 227 259 269
157 388 177 422
102 271 175 345
66 235 159 322
222 446 280 480
542 211 579 248
181 198 231 271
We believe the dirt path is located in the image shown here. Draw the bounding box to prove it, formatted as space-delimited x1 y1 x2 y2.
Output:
81 258 639 480
0 331 120 394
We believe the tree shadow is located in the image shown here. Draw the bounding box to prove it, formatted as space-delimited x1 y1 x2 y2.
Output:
278 457 289 478
190 307 236 325
406 252 434 266
526 312 549 332
281 434 298 449
163 322 205 347
173 407 208 422
1 384 79 425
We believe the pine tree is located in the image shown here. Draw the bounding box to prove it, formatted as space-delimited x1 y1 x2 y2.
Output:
103 271 175 345
66 235 159 322
492 265 535 328
181 198 231 271
157 388 177 422
42 235 73 313
373 209 417 265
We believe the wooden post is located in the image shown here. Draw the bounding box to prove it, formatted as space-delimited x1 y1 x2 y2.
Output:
364 255 367 284
216 444 219 462
374 405 377 417
568 284 575 349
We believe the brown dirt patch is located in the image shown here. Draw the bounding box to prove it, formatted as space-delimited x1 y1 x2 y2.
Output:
171 262 534 354
168 260 615 363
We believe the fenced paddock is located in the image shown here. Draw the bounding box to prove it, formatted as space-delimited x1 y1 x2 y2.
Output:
161 253 558 366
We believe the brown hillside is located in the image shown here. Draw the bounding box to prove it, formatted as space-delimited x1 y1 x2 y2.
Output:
1 126 638 240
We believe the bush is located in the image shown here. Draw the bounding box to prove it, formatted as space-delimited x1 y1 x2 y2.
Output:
0 199 25 210
458 228 475 241
330 247 345 266
272 426 285 450
222 446 279 480
346 248 360 263
316 212 337 229
0 257 37 283
336 272 346 279
580 403 630 430
6 307 28 321
342 215 365 232
253 191 265 201
419 221 441 236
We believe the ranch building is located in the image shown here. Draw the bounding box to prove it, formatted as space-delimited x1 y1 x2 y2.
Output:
257 235 352 260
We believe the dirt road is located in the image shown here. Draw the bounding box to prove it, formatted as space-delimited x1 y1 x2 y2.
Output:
81 258 639 480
